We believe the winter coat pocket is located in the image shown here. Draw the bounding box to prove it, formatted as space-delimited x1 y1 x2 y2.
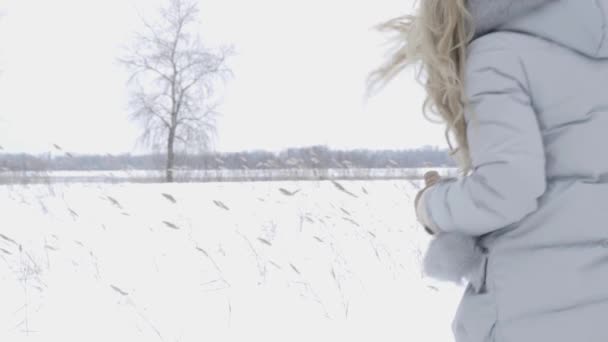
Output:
452 254 498 342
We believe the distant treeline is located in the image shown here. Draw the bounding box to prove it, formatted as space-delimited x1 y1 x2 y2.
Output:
0 145 456 171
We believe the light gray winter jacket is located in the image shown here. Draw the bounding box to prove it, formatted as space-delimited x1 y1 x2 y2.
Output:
419 0 608 341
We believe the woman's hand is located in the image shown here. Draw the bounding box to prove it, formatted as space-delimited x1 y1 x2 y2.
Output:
415 170 441 235
415 170 440 206
424 170 441 187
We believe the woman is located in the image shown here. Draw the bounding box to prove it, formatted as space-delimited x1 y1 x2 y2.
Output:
368 0 608 341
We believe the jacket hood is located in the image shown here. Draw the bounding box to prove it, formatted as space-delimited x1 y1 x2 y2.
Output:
467 0 608 58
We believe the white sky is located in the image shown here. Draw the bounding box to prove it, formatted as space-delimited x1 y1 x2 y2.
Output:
0 0 447 155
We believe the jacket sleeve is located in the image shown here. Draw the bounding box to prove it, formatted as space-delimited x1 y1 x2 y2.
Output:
420 42 547 237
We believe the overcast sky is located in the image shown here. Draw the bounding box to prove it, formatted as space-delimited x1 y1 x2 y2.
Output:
0 0 447 155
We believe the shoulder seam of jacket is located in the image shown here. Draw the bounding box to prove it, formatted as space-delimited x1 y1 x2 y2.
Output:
467 46 532 98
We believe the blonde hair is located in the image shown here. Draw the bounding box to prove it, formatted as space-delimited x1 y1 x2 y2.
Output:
366 0 476 176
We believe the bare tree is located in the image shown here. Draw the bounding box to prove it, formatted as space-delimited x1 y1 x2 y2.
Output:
119 0 234 182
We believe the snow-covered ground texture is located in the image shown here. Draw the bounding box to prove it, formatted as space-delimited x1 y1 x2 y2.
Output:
0 178 465 342
0 167 459 184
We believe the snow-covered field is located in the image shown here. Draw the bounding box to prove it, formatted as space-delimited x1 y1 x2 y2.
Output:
0 178 465 342
0 167 459 184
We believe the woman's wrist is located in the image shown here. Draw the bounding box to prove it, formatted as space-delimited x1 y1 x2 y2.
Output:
416 186 442 235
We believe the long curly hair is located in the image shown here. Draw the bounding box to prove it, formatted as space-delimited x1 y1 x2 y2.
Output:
366 0 477 176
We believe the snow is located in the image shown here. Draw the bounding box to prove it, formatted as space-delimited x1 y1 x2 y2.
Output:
0 178 465 342
0 167 460 184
